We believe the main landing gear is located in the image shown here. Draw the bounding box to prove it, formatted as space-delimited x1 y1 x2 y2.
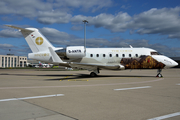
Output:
90 72 97 77
90 68 100 77
156 69 163 77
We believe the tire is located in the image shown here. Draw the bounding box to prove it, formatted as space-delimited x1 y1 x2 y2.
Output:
90 72 97 77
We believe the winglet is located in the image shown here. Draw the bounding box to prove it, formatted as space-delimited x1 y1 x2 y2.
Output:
48 47 65 63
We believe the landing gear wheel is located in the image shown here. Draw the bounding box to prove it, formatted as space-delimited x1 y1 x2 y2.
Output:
90 72 97 77
156 69 163 77
156 73 163 78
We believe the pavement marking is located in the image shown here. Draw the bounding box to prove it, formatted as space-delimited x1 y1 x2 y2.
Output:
68 79 88 81
0 78 164 90
177 83 180 85
114 86 151 91
147 112 180 120
0 94 64 102
60 75 72 81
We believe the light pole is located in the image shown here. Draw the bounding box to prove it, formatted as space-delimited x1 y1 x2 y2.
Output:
82 20 88 53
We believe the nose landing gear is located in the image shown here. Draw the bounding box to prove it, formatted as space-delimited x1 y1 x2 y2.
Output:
156 69 163 77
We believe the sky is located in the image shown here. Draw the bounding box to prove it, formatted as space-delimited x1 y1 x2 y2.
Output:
0 0 180 57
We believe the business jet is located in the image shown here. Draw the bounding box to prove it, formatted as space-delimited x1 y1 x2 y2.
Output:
6 25 178 77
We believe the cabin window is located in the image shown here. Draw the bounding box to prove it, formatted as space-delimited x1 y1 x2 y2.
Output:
129 54 131 57
122 54 125 57
135 54 138 57
109 54 112 57
90 54 93 57
96 54 99 57
116 54 118 57
103 54 106 57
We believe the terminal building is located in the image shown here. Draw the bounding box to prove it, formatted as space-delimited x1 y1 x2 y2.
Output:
0 54 27 68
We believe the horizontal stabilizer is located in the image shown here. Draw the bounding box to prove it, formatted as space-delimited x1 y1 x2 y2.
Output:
5 25 34 32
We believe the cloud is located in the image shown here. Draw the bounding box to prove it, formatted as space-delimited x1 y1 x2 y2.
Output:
55 0 113 12
71 25 83 31
129 7 180 36
0 29 22 38
40 27 77 40
71 7 180 40
0 43 13 48
0 0 113 24
37 11 72 24
71 12 132 32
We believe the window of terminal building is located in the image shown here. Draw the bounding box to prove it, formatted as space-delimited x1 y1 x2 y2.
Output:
14 58 16 67
24 61 26 67
5 57 7 67
8 57 10 67
2 57 4 67
11 58 13 67
20 61 22 67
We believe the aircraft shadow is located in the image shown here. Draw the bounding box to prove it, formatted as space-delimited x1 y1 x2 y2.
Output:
45 74 155 81
0 73 155 81
0 73 74 77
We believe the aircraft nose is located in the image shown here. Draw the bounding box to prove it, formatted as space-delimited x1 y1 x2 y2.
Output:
173 61 178 67
164 58 178 68
152 55 178 68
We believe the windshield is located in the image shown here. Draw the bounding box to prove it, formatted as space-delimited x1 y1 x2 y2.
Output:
151 52 163 55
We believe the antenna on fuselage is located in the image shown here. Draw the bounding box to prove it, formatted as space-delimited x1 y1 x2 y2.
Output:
82 20 88 54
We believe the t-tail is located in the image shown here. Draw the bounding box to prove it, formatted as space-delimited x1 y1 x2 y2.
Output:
6 25 64 63
5 25 54 52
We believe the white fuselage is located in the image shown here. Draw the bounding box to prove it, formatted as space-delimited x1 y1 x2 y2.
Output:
28 47 178 69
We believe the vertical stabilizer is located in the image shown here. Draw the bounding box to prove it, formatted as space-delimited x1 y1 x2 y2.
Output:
5 25 54 53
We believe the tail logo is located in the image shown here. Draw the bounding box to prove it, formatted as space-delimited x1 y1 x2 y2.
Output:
35 37 43 45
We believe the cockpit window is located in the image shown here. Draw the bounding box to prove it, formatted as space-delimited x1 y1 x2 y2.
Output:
151 52 162 55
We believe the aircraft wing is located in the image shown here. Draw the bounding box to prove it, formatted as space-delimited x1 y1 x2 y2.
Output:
69 62 123 71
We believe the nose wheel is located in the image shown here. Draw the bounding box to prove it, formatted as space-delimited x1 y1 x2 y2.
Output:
156 69 163 77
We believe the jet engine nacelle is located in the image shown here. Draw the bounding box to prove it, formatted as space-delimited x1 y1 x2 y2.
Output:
56 46 85 58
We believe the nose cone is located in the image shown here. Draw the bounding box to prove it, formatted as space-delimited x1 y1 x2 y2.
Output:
165 60 178 68
172 61 179 67
152 55 179 68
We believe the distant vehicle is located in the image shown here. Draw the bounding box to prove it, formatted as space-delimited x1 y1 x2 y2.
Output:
38 61 53 68
65 67 73 70
6 25 178 77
